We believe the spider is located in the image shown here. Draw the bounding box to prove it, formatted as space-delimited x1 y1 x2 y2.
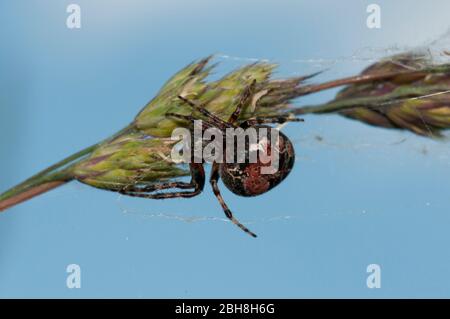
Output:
118 83 302 237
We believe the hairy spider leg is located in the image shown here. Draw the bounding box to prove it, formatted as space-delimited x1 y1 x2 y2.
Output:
210 162 257 238
228 79 257 124
242 116 304 127
177 95 232 130
166 112 216 130
118 163 205 199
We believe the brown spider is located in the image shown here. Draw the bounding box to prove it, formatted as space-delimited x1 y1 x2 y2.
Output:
119 83 302 237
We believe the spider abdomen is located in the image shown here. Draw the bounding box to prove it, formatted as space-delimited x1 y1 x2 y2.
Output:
220 129 296 197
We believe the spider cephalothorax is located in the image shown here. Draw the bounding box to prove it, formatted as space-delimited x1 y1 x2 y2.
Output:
165 82 302 237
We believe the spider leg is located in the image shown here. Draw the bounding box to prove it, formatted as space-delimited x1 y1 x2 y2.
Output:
166 112 215 130
242 116 304 127
210 162 257 238
177 95 232 130
166 112 197 123
228 79 256 124
119 163 205 199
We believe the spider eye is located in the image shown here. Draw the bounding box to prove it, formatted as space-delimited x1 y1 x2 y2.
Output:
220 130 296 197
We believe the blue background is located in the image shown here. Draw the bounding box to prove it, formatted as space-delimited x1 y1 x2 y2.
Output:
1 0 450 298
